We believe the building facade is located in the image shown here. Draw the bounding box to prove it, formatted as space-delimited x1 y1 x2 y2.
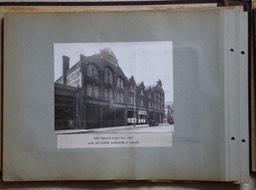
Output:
55 48 165 130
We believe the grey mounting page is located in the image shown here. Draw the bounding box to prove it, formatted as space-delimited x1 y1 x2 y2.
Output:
3 7 248 182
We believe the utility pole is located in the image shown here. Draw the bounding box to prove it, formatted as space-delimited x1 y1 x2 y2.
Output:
133 84 136 128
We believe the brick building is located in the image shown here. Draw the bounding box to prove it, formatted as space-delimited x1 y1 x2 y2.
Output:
55 48 165 130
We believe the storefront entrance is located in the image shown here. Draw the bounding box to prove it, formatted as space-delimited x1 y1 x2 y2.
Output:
55 96 75 130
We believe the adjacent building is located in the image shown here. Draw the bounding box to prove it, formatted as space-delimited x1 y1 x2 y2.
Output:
165 104 174 124
55 48 165 130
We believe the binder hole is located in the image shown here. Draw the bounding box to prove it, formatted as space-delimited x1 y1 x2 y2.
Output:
241 51 245 55
242 139 246 143
230 48 234 52
231 137 235 141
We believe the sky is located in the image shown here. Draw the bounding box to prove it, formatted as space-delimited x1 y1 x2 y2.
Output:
54 41 173 102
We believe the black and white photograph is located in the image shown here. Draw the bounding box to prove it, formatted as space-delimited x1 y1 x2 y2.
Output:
54 41 174 137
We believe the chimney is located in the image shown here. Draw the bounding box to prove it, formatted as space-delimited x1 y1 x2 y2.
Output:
62 55 70 85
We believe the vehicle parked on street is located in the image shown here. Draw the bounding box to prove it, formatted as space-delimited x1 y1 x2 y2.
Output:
149 119 159 126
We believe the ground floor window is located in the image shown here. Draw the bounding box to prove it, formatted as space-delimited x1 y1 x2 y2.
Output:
127 110 137 124
84 106 126 128
55 96 75 130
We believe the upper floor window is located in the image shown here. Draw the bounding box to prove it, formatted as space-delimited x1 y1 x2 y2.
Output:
154 92 158 101
87 64 99 79
87 84 99 98
149 101 152 108
130 84 135 92
104 88 113 100
87 84 93 97
140 99 144 107
130 95 134 104
116 92 124 103
140 89 144 96
117 77 124 88
104 67 113 85
94 86 99 98
148 92 151 98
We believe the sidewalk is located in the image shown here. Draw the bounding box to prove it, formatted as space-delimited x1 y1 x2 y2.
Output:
55 123 174 134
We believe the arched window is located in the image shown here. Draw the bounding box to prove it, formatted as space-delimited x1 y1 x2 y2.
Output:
104 67 113 84
87 64 99 79
117 77 124 88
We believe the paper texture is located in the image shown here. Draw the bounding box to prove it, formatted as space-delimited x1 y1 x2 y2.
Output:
58 133 173 148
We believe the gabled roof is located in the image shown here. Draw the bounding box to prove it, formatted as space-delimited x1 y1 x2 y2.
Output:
129 76 136 84
137 82 145 88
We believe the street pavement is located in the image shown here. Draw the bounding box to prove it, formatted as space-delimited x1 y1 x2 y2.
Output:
56 123 174 134
94 123 174 133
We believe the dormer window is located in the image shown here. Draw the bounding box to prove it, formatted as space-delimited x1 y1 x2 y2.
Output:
140 89 144 96
130 84 135 92
117 77 124 88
